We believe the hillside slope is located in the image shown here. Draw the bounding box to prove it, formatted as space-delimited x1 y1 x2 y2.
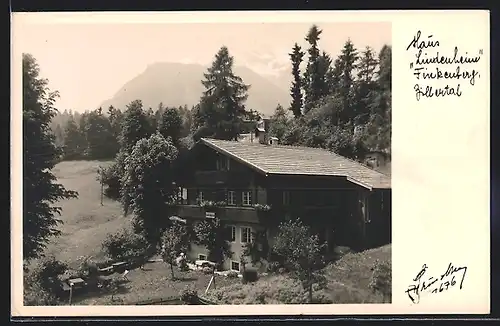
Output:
99 62 291 116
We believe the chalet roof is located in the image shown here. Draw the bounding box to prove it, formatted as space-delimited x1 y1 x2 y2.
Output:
200 138 391 190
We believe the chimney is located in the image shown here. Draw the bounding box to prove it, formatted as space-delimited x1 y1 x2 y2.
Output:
255 118 271 145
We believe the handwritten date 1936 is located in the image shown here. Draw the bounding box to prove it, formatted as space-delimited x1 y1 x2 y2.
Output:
405 263 467 304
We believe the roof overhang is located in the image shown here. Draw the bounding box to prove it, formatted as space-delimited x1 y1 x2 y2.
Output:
196 139 391 191
198 138 269 176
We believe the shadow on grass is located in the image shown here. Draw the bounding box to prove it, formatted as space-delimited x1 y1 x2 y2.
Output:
175 276 198 282
66 279 131 305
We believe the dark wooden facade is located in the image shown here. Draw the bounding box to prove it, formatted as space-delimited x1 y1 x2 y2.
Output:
174 142 391 270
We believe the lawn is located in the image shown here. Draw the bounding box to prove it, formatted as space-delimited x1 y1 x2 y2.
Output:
46 160 131 268
72 262 239 305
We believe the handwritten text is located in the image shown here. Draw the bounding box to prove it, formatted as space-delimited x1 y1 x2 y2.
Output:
406 30 483 101
405 263 468 304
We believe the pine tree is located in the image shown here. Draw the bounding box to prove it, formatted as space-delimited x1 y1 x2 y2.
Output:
354 46 378 125
146 107 157 134
365 45 392 155
23 53 78 261
83 107 115 160
337 39 359 124
107 105 123 156
318 51 333 97
63 116 86 160
303 25 325 114
289 43 304 118
198 46 250 140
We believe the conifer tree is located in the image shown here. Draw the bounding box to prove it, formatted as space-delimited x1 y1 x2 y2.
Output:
289 43 304 118
198 46 250 140
303 25 325 114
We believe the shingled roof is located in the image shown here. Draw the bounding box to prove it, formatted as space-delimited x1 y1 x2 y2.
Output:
200 138 391 190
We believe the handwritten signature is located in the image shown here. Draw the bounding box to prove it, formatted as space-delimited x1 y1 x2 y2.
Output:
405 263 467 304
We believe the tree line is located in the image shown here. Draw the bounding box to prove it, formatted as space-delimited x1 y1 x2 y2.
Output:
50 104 194 161
270 25 391 162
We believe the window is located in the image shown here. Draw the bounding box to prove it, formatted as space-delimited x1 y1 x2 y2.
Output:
177 187 188 204
231 261 240 272
241 227 253 244
227 190 236 205
227 225 236 242
216 156 230 171
242 191 252 206
198 190 204 202
198 254 207 261
282 191 290 205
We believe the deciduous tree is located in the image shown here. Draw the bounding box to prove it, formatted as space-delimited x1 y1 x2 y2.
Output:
272 218 327 303
120 133 179 246
160 222 190 279
23 53 78 261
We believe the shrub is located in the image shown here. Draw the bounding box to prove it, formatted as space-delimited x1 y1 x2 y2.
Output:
25 256 68 297
242 268 258 283
100 161 123 200
202 266 213 275
226 270 239 278
179 287 199 304
266 261 281 273
24 280 60 306
101 228 152 262
369 259 392 302
276 286 308 304
311 292 333 304
76 256 99 278
178 257 190 272
253 204 272 212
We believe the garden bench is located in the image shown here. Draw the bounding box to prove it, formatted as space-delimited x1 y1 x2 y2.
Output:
98 266 114 274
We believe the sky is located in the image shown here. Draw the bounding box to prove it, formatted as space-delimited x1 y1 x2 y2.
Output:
14 19 391 112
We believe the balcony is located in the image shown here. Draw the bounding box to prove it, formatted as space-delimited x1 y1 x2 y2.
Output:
194 170 252 186
175 204 262 224
195 171 228 185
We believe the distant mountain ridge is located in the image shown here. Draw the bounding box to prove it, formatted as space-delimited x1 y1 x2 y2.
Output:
99 62 291 116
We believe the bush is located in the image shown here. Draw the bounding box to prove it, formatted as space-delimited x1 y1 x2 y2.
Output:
179 287 199 304
202 266 213 275
24 280 60 306
205 275 329 305
100 161 123 200
266 261 281 273
242 268 258 283
102 228 152 262
369 259 391 301
76 256 99 278
226 270 239 278
178 257 190 272
26 256 68 294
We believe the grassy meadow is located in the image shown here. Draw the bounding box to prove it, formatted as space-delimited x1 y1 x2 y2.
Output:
46 160 131 268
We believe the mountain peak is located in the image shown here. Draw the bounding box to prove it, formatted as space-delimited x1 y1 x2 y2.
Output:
100 62 290 115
